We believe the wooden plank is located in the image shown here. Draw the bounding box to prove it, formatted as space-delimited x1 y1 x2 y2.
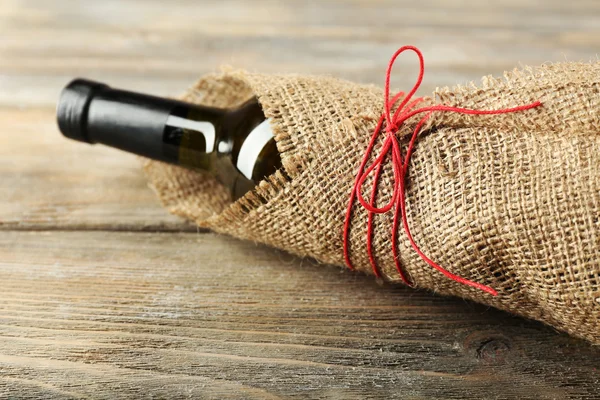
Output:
1 0 599 108
0 108 192 231
0 231 599 399
1 0 600 397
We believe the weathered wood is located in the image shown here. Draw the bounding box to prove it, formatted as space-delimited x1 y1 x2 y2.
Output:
0 109 191 231
1 0 600 398
0 231 599 399
1 0 599 108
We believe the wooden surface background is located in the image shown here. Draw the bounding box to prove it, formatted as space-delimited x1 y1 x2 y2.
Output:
1 0 600 398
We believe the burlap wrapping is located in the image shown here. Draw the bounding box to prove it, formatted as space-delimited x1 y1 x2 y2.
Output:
143 63 600 343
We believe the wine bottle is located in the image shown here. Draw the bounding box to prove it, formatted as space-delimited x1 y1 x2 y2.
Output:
56 79 282 200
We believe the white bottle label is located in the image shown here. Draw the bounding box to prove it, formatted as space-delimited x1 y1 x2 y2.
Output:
165 115 275 181
236 119 275 180
165 115 216 153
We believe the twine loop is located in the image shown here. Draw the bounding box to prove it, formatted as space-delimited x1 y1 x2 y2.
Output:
342 45 542 296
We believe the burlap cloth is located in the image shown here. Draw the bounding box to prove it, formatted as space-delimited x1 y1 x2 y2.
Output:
143 63 600 343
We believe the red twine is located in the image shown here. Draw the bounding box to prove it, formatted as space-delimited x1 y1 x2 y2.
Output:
342 45 542 296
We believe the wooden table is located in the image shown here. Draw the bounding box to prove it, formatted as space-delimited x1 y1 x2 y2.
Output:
1 1 599 398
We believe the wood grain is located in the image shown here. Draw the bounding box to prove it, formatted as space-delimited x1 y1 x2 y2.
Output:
1 231 599 399
1 0 599 108
0 109 191 231
1 0 600 398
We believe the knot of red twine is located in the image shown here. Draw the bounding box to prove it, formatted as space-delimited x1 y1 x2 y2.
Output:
342 45 542 296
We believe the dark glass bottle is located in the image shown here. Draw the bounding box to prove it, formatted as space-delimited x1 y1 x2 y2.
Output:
56 79 282 200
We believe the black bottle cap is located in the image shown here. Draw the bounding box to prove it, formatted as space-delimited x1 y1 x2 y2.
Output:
57 78 109 143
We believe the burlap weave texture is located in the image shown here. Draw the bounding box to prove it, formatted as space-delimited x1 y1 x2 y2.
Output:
143 63 600 343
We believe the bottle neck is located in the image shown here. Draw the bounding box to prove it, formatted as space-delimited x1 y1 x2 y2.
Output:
83 86 225 165
57 79 281 200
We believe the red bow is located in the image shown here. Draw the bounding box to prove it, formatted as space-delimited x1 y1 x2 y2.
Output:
342 45 542 296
